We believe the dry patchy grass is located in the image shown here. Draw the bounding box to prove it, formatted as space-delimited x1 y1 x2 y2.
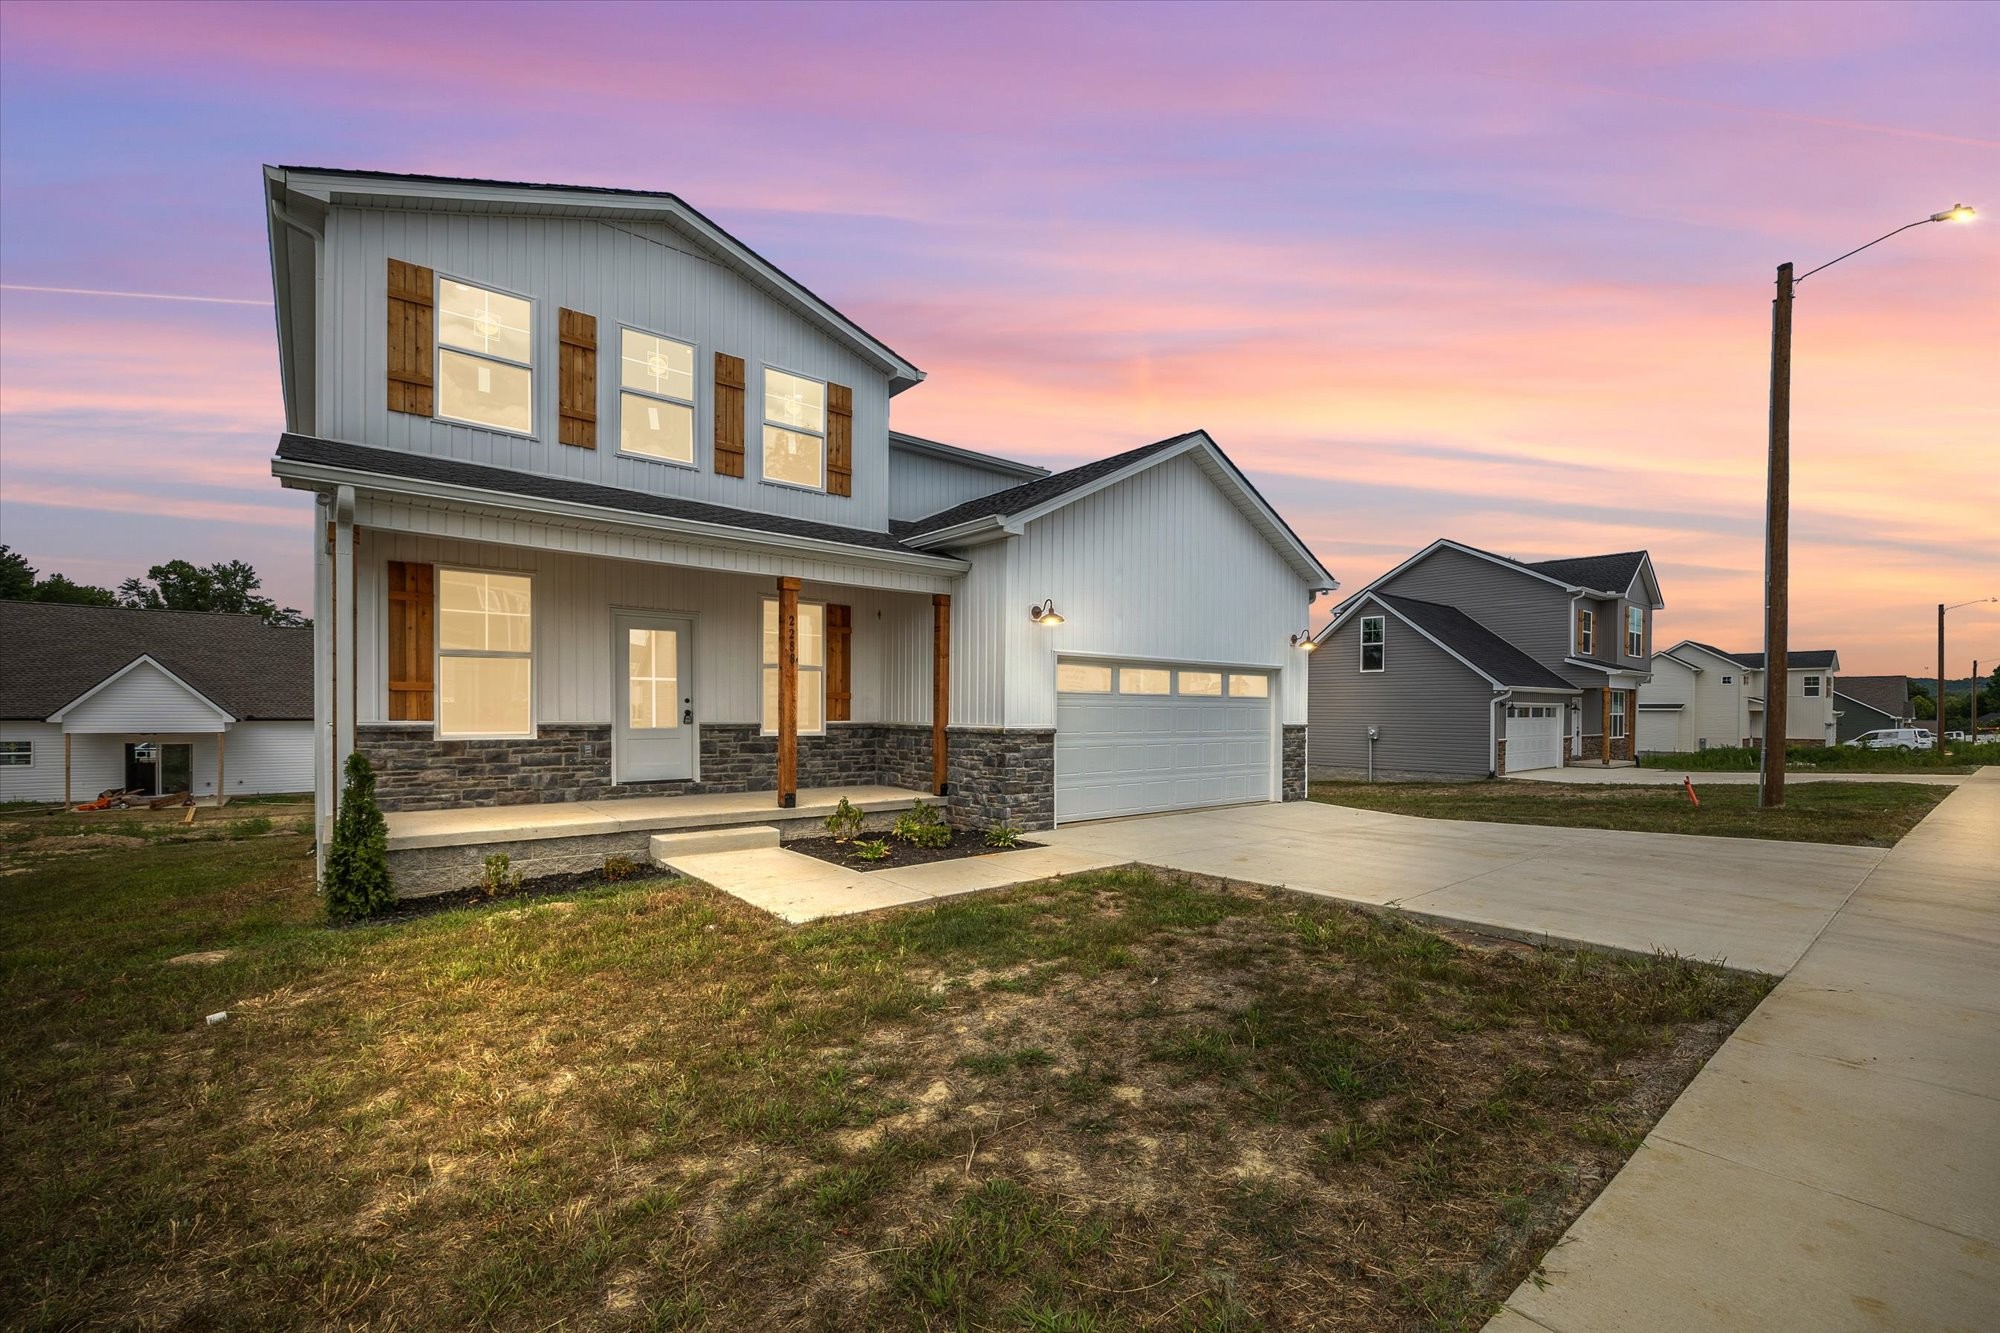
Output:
1 834 1771 1330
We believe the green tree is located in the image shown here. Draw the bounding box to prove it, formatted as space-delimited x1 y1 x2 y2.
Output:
0 545 118 605
1912 692 1936 720
0 546 33 600
118 558 307 626
324 752 394 922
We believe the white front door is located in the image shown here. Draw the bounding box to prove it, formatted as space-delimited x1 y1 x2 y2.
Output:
614 614 694 783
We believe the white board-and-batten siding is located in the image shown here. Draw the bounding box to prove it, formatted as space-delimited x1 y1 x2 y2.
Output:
886 447 1030 523
355 531 937 730
318 205 894 530
0 722 313 803
950 452 1314 731
56 660 230 733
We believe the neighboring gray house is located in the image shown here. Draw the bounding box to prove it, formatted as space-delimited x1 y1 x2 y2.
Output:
1307 540 1663 778
262 165 1335 890
0 602 314 804
1833 674 1912 744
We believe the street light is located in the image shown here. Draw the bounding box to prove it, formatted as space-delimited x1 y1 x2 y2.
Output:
1939 598 1997 755
1759 203 1976 809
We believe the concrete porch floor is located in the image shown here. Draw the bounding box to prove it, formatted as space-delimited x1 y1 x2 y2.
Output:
385 784 936 852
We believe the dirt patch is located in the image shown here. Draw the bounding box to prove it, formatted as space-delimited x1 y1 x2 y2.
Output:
788 830 1042 870
165 950 233 967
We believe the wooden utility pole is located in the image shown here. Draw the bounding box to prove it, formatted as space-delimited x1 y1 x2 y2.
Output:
1938 602 1946 760
1761 262 1794 808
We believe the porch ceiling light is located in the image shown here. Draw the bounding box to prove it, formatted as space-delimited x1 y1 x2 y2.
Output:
1029 600 1065 626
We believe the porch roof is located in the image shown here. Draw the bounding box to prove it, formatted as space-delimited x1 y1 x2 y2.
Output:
273 434 967 574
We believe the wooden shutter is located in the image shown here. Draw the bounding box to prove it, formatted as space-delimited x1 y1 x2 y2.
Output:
827 382 853 497
826 604 852 722
386 259 435 416
714 352 746 477
386 561 435 721
557 308 597 448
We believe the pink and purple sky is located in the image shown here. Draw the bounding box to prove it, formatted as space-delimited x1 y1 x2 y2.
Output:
1 1 1993 672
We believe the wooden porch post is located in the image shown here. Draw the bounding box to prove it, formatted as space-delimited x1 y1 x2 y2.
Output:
932 593 951 795
63 733 72 808
1601 689 1612 765
216 730 228 808
776 577 800 808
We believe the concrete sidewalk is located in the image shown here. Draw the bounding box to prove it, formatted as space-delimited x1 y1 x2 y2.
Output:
1510 765 1967 786
1492 769 2000 1331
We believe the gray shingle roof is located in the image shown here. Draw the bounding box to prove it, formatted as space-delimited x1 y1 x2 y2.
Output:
1522 551 1650 594
1375 594 1580 691
0 601 313 720
276 434 936 557
899 432 1200 538
1834 674 1910 717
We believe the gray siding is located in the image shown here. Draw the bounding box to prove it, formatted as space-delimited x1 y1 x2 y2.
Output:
1307 612 1494 777
1378 548 1573 672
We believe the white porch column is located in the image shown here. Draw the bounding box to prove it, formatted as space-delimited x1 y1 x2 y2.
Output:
313 492 334 860
333 485 356 820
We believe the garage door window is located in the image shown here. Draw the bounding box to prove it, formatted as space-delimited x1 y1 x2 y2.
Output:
1228 674 1269 698
1118 668 1171 695
1178 671 1222 696
1057 662 1112 693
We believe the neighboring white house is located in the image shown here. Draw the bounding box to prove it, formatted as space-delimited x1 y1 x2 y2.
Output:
0 602 314 804
1638 641 1841 753
261 165 1335 874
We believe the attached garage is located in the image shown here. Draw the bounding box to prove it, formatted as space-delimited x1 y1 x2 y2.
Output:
1505 702 1564 773
1055 660 1274 822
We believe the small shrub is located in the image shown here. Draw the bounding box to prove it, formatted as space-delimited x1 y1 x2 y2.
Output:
893 801 952 849
852 838 891 862
983 822 1022 849
481 852 522 898
324 751 393 922
603 854 642 882
824 796 865 842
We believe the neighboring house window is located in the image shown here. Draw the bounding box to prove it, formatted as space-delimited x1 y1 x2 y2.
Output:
1178 671 1223 696
1360 615 1386 672
619 329 697 465
1119 668 1171 695
1626 606 1644 657
1804 675 1822 697
0 740 31 766
437 569 534 737
1057 662 1112 693
762 368 826 490
1576 608 1595 656
1721 674 1733 685
1228 673 1269 698
436 278 533 434
761 598 825 734
1611 691 1627 739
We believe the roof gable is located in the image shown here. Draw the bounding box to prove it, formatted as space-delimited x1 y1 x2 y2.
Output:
1343 593 1580 692
1325 540 1662 630
50 655 234 732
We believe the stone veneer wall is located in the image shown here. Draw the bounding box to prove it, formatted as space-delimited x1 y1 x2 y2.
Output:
359 722 951 813
1493 737 1508 779
946 728 1056 831
1282 726 1308 799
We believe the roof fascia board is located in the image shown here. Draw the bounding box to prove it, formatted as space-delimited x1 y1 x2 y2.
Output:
272 458 969 576
48 654 237 725
889 433 1048 479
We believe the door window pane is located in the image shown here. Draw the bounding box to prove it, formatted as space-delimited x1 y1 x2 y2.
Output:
628 629 679 731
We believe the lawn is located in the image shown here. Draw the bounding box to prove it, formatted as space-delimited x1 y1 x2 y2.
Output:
1311 779 1945 846
1 833 1772 1331
1638 743 1994 775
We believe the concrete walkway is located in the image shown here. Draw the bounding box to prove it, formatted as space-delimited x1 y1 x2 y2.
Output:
1510 765 1966 787
1491 769 2000 1331
1039 800 1884 974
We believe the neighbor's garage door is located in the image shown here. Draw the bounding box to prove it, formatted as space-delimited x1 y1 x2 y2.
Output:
1055 661 1273 822
1506 703 1564 773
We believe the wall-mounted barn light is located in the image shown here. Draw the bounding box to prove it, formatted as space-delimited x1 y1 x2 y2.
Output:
1029 600 1065 626
1291 633 1317 653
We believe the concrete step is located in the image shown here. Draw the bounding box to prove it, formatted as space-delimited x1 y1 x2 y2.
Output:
651 824 780 867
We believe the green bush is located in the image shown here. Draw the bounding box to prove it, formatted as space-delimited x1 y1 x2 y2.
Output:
852 837 891 862
892 801 953 849
481 852 522 898
983 823 1023 849
324 752 393 922
824 796 865 842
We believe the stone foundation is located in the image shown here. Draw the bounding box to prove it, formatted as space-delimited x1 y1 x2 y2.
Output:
946 727 1055 831
1493 737 1508 778
1282 725 1308 800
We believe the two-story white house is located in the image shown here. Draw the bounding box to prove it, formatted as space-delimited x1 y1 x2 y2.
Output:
263 167 1334 891
1638 641 1841 753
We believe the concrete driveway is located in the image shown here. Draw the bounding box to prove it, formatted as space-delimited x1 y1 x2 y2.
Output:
1039 799 1884 974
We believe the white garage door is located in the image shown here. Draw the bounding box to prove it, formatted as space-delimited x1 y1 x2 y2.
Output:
1055 661 1273 822
1506 703 1564 773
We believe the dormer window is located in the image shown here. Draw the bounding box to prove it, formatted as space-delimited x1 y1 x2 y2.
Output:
1626 606 1645 657
436 278 533 435
762 368 826 490
620 329 697 465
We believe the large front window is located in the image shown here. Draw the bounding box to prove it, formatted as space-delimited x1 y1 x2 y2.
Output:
620 329 696 464
438 570 533 737
761 599 825 734
436 278 533 434
762 368 826 490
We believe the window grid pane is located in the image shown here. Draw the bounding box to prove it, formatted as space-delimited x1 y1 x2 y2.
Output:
619 330 694 401
764 369 825 433
619 392 695 463
438 349 532 434
438 280 532 364
763 425 825 489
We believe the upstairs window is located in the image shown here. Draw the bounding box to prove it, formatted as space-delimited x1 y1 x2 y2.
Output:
1360 615 1386 672
1803 675 1822 697
1576 608 1595 657
761 599 825 734
1721 674 1733 684
619 329 697 465
762 368 826 490
437 569 533 737
1626 606 1645 657
436 278 533 434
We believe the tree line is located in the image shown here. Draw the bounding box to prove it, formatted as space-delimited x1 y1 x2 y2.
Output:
0 546 308 627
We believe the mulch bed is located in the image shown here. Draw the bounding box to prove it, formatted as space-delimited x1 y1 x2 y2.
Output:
358 865 661 925
786 830 1042 870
